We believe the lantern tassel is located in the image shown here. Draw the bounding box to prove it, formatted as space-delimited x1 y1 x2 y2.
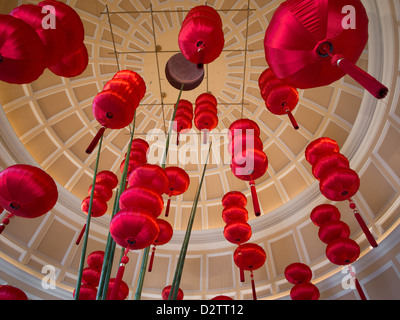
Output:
177 132 180 145
109 249 129 300
0 213 12 234
286 109 299 130
250 271 257 300
240 267 245 282
86 126 106 154
75 223 86 245
249 180 261 217
148 246 156 272
165 196 171 217
334 57 388 99
355 278 367 300
349 200 378 248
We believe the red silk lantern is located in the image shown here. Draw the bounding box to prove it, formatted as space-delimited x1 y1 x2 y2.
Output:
81 196 107 217
113 69 146 102
318 220 351 244
38 0 85 55
95 171 118 190
0 14 46 84
228 134 263 157
107 278 129 300
82 267 101 286
258 68 299 129
178 5 224 68
233 243 266 300
10 4 68 68
103 78 140 110
325 237 360 265
319 167 360 202
194 93 218 143
87 250 104 269
88 181 113 202
148 219 174 272
305 137 340 166
284 262 313 284
0 164 58 233
290 283 320 300
222 191 247 208
128 164 169 195
228 119 261 140
0 285 28 300
162 285 184 300
48 42 88 78
312 152 350 181
73 284 97 300
310 204 341 227
264 0 388 99
223 221 252 245
211 295 233 300
119 186 164 218
164 167 190 217
222 205 249 224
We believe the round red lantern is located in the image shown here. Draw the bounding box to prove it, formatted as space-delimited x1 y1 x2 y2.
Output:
305 137 340 166
284 262 313 284
290 283 320 300
318 220 351 244
228 119 261 141
119 186 164 218
0 285 28 300
81 196 108 218
222 205 249 224
319 167 360 202
312 152 350 181
162 285 184 300
87 250 104 269
88 181 113 202
325 237 360 265
211 295 233 300
48 42 88 78
112 69 146 102
164 166 190 217
223 221 252 245
222 191 247 208
148 219 174 272
73 284 97 300
95 170 118 190
310 204 341 227
0 14 46 84
107 278 129 300
82 267 101 286
128 164 169 195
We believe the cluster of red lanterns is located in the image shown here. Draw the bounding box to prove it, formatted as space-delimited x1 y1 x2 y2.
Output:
284 262 319 300
310 204 366 299
228 119 268 217
221 191 266 300
306 137 378 248
0 164 58 234
119 138 149 178
194 92 219 144
258 68 299 130
76 170 119 245
178 5 224 69
87 70 146 153
0 1 87 84
73 250 129 300
173 99 193 145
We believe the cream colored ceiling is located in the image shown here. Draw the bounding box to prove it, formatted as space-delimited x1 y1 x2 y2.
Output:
1 0 400 300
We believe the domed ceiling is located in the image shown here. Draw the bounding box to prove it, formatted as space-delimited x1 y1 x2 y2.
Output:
1 0 400 300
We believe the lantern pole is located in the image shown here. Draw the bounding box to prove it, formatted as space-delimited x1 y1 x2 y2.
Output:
134 83 184 300
169 141 212 300
96 112 137 300
74 134 104 300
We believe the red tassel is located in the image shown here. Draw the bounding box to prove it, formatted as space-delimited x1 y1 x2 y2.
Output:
249 180 261 217
86 126 106 154
165 197 171 217
240 267 245 283
286 109 299 130
109 249 129 300
349 200 378 248
177 132 180 145
0 213 13 235
250 271 257 300
75 223 86 245
335 57 388 99
148 246 156 272
355 278 367 300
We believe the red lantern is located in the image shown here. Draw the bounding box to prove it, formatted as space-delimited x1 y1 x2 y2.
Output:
325 237 360 265
194 93 218 143
48 42 88 78
87 251 104 269
319 167 360 202
264 0 388 99
258 68 299 129
178 5 224 68
318 220 351 244
173 99 193 145
38 0 85 55
10 4 68 68
103 78 140 110
107 278 129 300
162 285 184 300
284 263 313 284
0 14 46 84
148 219 174 272
222 191 247 208
222 205 249 224
113 69 146 102
0 164 58 233
73 284 97 300
305 137 340 166
128 164 169 195
0 285 28 300
82 267 101 286
233 243 266 300
290 283 320 300
119 186 164 218
95 171 118 190
88 182 113 202
312 152 350 181
228 119 261 141
310 204 341 227
164 167 190 217
211 295 233 300
223 221 252 245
